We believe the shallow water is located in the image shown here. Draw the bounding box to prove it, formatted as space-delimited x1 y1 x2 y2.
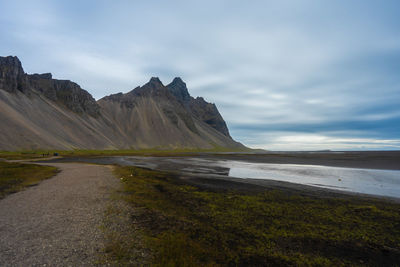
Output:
48 156 400 198
218 160 400 198
119 157 400 198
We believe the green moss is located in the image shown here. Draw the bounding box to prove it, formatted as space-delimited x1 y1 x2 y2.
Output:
0 161 59 198
110 166 400 266
0 146 251 160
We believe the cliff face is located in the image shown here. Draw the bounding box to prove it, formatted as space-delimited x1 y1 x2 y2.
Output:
28 74 100 117
0 56 244 150
0 56 29 93
0 56 99 117
166 77 231 138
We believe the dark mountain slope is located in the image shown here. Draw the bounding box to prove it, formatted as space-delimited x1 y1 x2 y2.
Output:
0 56 99 116
166 77 231 137
98 77 241 149
0 56 245 150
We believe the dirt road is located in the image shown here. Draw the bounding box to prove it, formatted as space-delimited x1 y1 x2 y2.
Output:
0 163 120 266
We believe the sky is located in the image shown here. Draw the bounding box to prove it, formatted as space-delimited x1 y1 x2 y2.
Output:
1 0 399 151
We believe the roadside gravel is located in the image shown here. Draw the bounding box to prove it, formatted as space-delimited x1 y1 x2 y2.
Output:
0 163 120 266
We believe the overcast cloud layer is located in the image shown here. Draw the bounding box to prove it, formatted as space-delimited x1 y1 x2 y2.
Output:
1 0 399 150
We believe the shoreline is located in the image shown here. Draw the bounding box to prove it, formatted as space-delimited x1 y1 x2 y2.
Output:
181 172 400 204
204 151 400 170
40 153 400 203
111 165 400 265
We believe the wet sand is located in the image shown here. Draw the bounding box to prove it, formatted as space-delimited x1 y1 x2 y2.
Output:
204 151 400 170
41 151 400 202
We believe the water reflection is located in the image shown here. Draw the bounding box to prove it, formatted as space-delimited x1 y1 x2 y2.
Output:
45 156 400 198
222 161 400 198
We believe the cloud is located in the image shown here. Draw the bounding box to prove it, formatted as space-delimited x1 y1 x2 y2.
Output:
238 131 400 151
0 0 399 150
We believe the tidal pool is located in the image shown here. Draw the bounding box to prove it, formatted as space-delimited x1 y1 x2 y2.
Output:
219 160 400 198
119 157 400 198
46 156 400 198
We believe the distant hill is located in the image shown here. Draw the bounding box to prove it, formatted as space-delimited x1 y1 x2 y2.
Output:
0 56 245 150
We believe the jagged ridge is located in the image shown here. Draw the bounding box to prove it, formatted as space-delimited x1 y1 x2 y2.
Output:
0 56 99 117
0 56 244 150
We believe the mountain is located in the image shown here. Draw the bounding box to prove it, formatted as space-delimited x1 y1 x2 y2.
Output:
0 56 245 150
166 77 231 138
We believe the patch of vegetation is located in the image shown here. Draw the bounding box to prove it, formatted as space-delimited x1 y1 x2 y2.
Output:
111 166 400 266
0 146 251 160
99 197 152 265
0 161 59 198
0 151 56 160
58 147 250 157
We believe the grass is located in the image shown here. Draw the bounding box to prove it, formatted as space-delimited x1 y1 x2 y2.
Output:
62 146 251 157
0 151 57 160
0 161 59 198
110 166 400 266
0 146 251 160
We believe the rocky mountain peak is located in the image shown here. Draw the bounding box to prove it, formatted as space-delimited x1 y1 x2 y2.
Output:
166 77 190 102
147 77 163 87
0 56 27 93
171 77 184 84
0 56 245 150
165 78 231 138
1 55 234 140
189 96 231 138
0 55 99 117
0 56 24 71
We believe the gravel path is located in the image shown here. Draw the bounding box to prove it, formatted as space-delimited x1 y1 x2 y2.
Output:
0 163 120 266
